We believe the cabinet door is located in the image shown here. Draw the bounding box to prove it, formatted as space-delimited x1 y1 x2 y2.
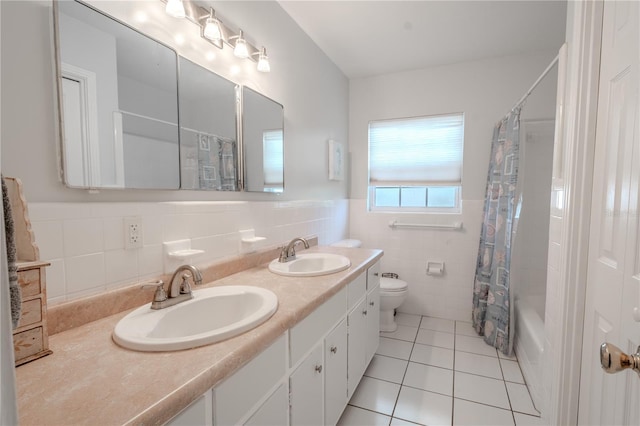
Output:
347 297 367 398
166 390 213 426
245 384 288 426
365 284 380 365
325 318 347 426
290 344 323 426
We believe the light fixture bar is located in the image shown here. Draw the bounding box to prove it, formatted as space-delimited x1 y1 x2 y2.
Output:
162 0 264 64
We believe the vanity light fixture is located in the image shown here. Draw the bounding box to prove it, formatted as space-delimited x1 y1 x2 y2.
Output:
165 0 186 18
256 47 271 73
232 30 250 59
161 0 270 73
203 8 222 42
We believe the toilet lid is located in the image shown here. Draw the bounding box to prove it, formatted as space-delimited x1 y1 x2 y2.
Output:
380 277 408 291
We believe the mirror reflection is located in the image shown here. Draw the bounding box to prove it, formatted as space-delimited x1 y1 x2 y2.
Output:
242 87 284 193
179 57 240 191
57 0 180 189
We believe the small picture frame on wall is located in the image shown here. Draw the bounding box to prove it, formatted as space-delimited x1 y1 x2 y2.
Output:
328 140 344 181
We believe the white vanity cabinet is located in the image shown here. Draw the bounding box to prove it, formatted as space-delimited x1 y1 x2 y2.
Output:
167 260 381 426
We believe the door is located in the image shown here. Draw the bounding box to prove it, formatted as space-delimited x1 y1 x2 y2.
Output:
347 297 367 398
579 0 639 423
289 343 323 425
325 319 347 426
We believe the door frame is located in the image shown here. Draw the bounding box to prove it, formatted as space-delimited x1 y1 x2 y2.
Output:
547 1 603 424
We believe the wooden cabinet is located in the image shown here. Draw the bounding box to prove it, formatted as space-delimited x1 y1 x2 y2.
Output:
347 296 368 398
12 261 51 366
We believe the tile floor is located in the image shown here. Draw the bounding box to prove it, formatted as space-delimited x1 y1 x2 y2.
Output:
337 313 546 426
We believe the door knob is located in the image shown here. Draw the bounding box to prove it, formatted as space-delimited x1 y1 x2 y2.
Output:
600 342 640 375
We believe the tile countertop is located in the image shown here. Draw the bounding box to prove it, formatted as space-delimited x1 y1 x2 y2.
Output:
16 247 383 426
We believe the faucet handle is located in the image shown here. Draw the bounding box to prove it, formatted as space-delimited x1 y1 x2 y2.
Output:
141 280 168 302
179 273 192 295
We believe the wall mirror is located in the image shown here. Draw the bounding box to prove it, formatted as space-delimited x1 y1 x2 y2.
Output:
242 87 284 193
56 0 180 189
179 57 240 191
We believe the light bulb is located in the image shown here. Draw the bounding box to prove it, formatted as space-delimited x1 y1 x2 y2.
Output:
257 48 270 72
165 0 185 18
233 30 249 59
203 9 221 41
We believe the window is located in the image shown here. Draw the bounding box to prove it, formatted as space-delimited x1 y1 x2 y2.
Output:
368 113 464 211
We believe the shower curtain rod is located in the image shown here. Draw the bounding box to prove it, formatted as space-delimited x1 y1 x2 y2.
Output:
510 53 560 113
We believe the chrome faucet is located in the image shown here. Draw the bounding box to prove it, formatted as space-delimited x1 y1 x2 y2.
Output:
278 237 310 263
141 264 203 310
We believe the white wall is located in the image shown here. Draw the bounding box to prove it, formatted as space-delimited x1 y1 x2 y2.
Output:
349 51 560 321
0 0 350 303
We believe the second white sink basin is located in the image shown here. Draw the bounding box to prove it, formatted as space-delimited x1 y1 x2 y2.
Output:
268 253 351 277
113 286 278 352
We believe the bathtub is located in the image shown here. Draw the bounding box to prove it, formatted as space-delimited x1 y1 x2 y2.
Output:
514 295 545 412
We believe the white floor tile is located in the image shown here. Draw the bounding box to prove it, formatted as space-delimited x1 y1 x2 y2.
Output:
403 362 453 396
514 412 547 425
380 325 419 343
455 321 479 337
455 351 503 379
395 312 422 327
415 329 455 349
394 387 452 426
365 355 409 384
453 398 515 425
500 359 525 383
506 382 539 416
391 417 424 426
455 334 498 357
454 371 510 410
337 405 391 426
349 376 401 416
420 317 455 333
410 343 454 370
377 337 414 360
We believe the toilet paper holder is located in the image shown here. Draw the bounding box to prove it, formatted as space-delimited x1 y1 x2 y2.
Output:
426 261 445 276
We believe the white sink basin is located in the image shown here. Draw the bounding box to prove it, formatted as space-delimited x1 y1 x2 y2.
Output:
113 286 278 352
268 253 351 277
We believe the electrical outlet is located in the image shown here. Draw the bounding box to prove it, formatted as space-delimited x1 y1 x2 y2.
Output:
124 216 143 249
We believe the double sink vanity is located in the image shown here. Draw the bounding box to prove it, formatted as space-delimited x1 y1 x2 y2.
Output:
16 243 383 425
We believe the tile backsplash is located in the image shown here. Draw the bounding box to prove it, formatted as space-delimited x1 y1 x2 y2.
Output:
29 199 349 304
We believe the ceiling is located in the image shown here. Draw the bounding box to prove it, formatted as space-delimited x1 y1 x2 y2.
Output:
278 1 567 79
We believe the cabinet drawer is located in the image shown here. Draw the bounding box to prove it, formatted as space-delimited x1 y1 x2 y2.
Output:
347 272 366 311
13 326 45 360
18 268 41 297
214 334 286 426
290 287 346 367
17 298 42 328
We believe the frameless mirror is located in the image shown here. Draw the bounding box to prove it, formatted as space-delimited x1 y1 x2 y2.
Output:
179 57 240 191
56 0 180 189
242 87 284 193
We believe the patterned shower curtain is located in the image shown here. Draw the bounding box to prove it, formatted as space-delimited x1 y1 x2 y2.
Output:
472 108 521 355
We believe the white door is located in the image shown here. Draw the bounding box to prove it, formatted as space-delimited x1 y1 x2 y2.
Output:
578 0 640 424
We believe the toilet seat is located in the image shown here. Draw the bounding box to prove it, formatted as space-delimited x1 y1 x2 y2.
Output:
380 277 408 292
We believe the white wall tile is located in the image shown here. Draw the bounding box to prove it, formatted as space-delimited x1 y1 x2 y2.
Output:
30 220 63 262
63 218 104 257
105 249 139 285
65 253 105 294
138 244 163 277
103 218 125 251
45 259 66 299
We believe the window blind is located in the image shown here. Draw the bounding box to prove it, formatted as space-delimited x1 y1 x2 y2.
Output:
369 113 464 185
263 129 284 185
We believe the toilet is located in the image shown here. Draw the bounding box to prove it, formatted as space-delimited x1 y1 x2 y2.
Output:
330 239 409 332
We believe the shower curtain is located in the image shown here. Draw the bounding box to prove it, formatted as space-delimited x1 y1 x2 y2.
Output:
472 108 521 355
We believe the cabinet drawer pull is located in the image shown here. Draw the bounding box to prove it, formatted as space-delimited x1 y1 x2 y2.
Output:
315 365 323 373
330 346 338 354
369 301 375 307
362 309 368 316
373 272 379 276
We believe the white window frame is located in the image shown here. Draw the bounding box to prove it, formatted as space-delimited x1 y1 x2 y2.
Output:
368 113 464 213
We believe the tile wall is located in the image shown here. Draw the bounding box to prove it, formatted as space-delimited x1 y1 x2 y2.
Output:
29 199 349 304
349 199 485 321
